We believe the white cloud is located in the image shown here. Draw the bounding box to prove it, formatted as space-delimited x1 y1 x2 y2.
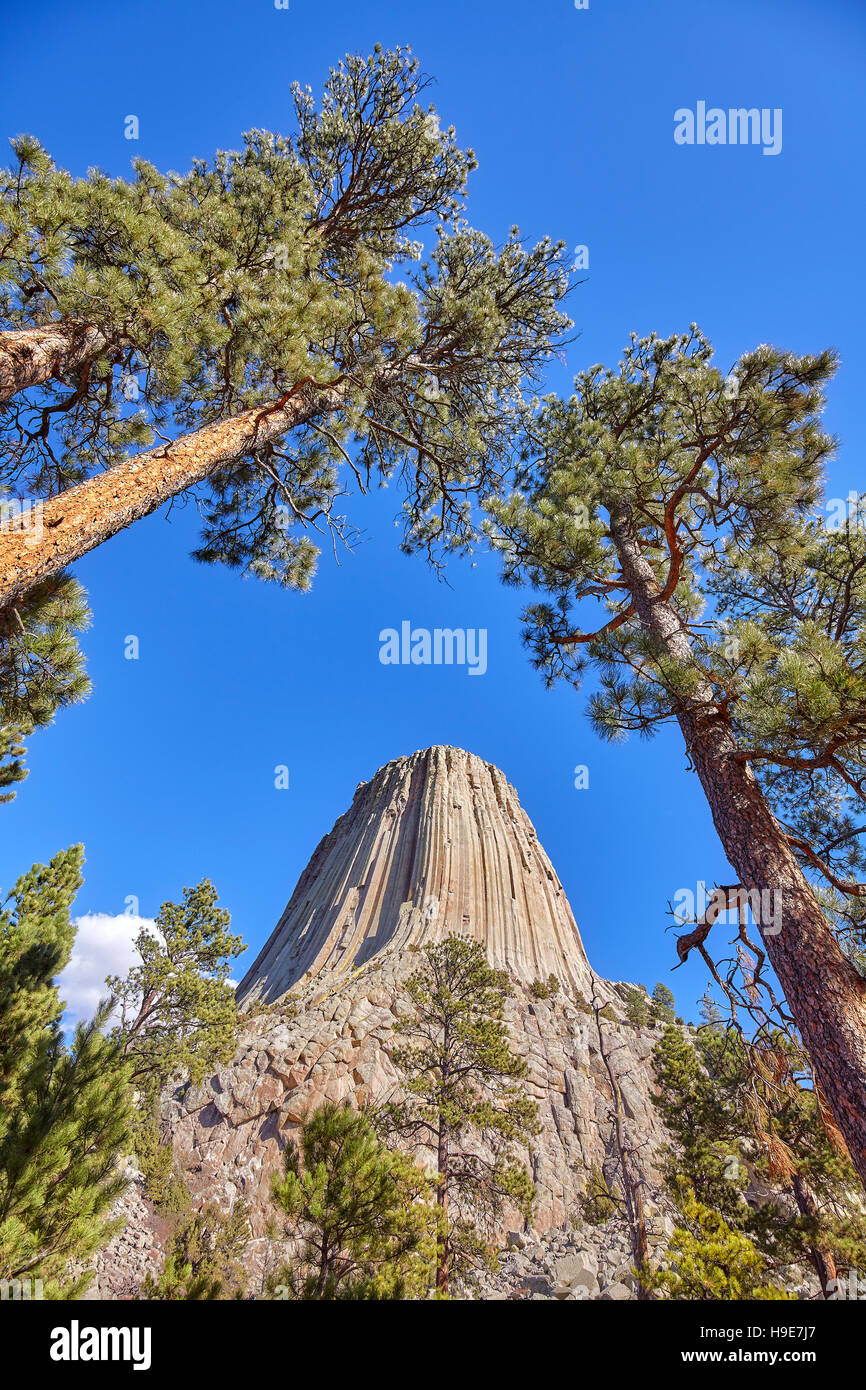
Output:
58 913 154 1029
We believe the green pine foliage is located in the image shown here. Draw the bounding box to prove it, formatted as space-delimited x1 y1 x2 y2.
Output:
708 521 866 959
2 48 571 584
0 725 27 804
529 973 560 1000
108 878 244 1087
131 1101 191 1215
621 984 651 1028
650 1021 866 1294
482 325 864 965
652 1025 749 1224
139 1252 222 1302
384 935 539 1293
0 846 132 1296
650 982 676 1025
644 1180 793 1301
0 572 90 803
269 1100 438 1300
141 1200 250 1301
580 1164 619 1225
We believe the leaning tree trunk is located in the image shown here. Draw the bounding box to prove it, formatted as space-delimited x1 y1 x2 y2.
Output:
0 380 350 610
610 505 866 1190
0 321 116 402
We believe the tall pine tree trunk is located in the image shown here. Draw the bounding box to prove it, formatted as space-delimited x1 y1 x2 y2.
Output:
0 380 349 609
610 505 866 1188
0 322 115 402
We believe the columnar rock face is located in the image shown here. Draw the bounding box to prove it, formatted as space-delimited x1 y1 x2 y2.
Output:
91 747 820 1298
134 746 674 1295
238 745 594 1004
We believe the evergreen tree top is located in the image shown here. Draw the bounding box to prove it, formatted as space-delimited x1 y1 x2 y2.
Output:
483 327 865 959
1 47 572 584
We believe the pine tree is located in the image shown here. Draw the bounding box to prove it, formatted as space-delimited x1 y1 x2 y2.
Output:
650 982 676 1025
651 1025 748 1224
621 983 651 1027
0 132 202 406
141 1199 250 1301
139 1253 222 1301
384 935 539 1295
529 973 560 1000
108 878 244 1087
699 991 723 1027
131 1098 191 1214
0 571 90 802
484 328 866 1185
269 1101 437 1300
0 846 132 1295
645 1180 793 1301
0 724 27 803
652 1021 866 1296
0 48 570 610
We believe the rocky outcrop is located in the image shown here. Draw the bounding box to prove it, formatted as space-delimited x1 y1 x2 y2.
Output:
471 1218 819 1301
165 950 669 1272
238 746 594 1003
76 1163 164 1300
88 745 827 1299
80 744 696 1296
141 747 675 1291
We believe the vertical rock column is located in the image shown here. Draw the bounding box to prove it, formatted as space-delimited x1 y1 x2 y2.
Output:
238 746 594 1006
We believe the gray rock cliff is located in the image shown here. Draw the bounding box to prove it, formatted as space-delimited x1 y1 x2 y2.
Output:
152 748 670 1287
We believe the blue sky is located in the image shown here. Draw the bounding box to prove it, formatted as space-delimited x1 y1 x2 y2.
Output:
1 0 864 1020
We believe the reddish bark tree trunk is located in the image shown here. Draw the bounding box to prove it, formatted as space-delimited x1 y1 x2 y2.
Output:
0 380 349 610
610 505 866 1189
0 321 116 402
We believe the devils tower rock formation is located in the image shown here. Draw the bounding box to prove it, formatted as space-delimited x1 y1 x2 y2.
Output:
238 745 594 1004
129 746 672 1295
